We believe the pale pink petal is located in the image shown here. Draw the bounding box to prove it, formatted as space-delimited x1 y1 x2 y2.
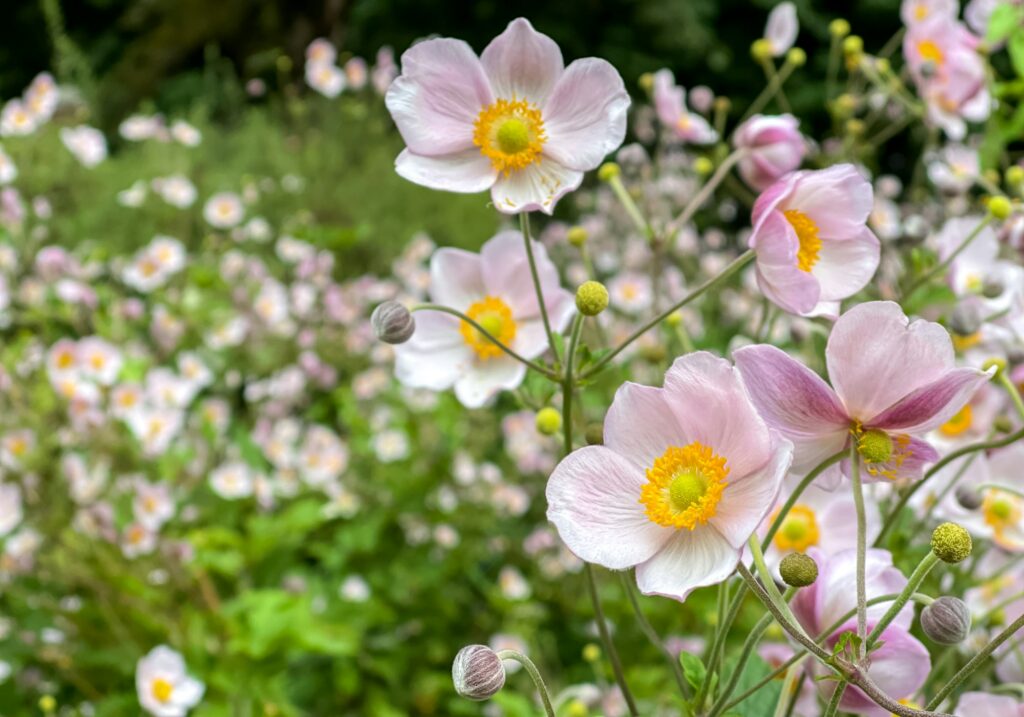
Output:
652 69 684 128
812 228 880 302
394 312 473 390
636 527 739 600
662 352 773 478
956 693 1022 714
429 247 484 310
453 357 526 408
513 319 555 360
750 211 821 315
385 39 493 155
480 230 563 320
395 148 498 193
764 2 799 57
829 625 930 714
710 437 792 548
867 367 993 433
480 18 563 104
789 164 873 238
604 382 684 471
827 301 956 421
546 446 672 569
542 58 630 171
490 158 583 215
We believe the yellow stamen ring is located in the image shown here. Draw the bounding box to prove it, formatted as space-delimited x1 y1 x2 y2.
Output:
640 442 729 529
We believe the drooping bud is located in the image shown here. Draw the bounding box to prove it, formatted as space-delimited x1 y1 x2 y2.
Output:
931 522 972 564
371 301 415 344
920 596 972 645
567 226 589 248
452 645 505 701
949 302 982 337
955 485 983 511
535 407 562 436
779 553 818 588
857 429 893 465
576 281 609 317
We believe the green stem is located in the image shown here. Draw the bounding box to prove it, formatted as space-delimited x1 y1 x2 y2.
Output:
747 536 805 638
666 149 749 236
822 681 848 717
608 174 654 241
580 251 755 379
740 59 798 123
562 314 584 454
851 443 868 659
866 553 939 650
495 650 556 717
411 304 558 379
998 371 1024 420
620 573 691 700
520 213 559 360
697 580 748 709
758 57 792 113
584 564 639 716
904 215 994 298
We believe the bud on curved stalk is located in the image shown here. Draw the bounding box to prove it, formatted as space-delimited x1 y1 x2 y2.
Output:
920 597 971 645
452 645 505 701
779 552 817 587
948 302 982 337
576 281 609 317
955 485 982 511
931 523 972 564
535 407 562 436
371 301 415 344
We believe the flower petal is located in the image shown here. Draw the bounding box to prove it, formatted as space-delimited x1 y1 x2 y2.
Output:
826 301 956 421
790 164 873 239
867 367 993 433
764 2 799 56
481 230 566 322
480 18 563 105
453 356 526 408
546 446 672 569
710 437 793 549
490 158 583 215
604 381 684 471
750 210 821 315
812 228 880 302
636 527 739 601
429 247 484 310
542 58 631 171
395 148 497 193
394 312 472 391
386 38 494 155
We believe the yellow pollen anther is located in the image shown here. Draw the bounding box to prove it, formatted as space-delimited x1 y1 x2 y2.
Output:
784 209 822 272
640 442 728 529
772 504 820 553
474 98 546 175
917 40 944 66
460 296 517 360
152 678 174 703
939 404 973 437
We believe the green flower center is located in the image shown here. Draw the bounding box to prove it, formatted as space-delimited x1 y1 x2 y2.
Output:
496 118 531 155
669 470 708 512
857 429 893 464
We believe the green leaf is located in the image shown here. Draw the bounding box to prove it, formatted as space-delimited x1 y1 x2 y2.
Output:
1010 29 1024 78
680 651 707 691
987 4 1022 45
722 655 783 717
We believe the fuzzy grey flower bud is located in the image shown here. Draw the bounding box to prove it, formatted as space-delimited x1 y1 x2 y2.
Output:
982 277 1005 299
371 301 415 344
452 645 505 701
955 485 982 511
920 596 972 645
948 303 982 337
779 553 818 588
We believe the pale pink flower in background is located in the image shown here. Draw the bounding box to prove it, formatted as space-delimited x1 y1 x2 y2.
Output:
153 175 198 208
345 57 369 90
546 352 793 600
0 429 34 470
932 216 1024 313
305 38 336 66
902 0 958 25
942 443 1024 552
733 114 805 191
77 336 123 386
170 120 201 147
394 230 574 408
60 126 108 167
372 46 398 95
927 143 978 192
608 272 653 315
747 164 879 317
0 483 23 537
133 482 175 531
0 146 16 185
121 522 158 558
735 301 992 485
651 69 717 144
763 2 798 57
791 548 930 717
306 61 346 98
203 192 245 229
0 100 38 136
136 645 204 717
119 114 164 142
385 18 630 214
210 461 254 499
956 693 1024 716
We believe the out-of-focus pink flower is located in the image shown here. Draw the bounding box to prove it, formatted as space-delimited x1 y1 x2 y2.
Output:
902 0 958 26
652 69 717 144
747 164 879 317
733 114 806 191
385 18 630 214
763 2 799 57
956 692 1024 716
546 352 793 601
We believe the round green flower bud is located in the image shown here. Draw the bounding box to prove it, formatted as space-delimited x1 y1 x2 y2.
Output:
982 357 1007 380
638 72 655 93
567 700 590 717
585 423 604 446
693 156 714 177
875 57 891 74
371 301 416 344
452 645 505 701
713 96 732 114
779 553 818 588
857 429 893 465
535 407 562 436
931 522 972 564
843 35 863 56
751 39 774 62
582 643 601 663
597 162 621 182
988 195 1013 220
576 281 609 316
567 226 589 248
786 48 807 68
829 18 851 38
665 310 683 328
846 119 866 137
920 596 972 645
995 416 1015 433
1006 165 1024 186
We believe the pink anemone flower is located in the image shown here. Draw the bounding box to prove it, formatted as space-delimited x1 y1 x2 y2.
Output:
733 114 806 191
651 69 717 145
385 18 630 214
734 301 992 486
393 230 574 408
956 692 1024 716
546 352 793 600
747 164 880 318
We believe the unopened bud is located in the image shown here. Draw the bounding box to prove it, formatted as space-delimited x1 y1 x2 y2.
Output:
693 156 714 176
843 36 863 55
779 553 818 587
585 423 604 446
949 302 982 336
846 119 865 137
713 96 732 114
829 19 851 38
567 226 589 248
452 645 505 701
982 357 1007 380
786 48 806 67
665 310 683 328
931 522 972 564
597 162 620 182
982 277 1005 299
751 39 774 62
576 281 609 316
582 643 601 662
371 301 415 344
1006 165 1024 186
875 57 891 74
535 407 562 436
988 195 1013 220
955 485 982 511
920 596 972 645
834 93 857 117
638 72 654 93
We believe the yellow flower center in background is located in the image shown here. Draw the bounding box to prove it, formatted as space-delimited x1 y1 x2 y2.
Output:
772 504 820 553
983 491 1020 529
939 404 973 437
784 209 822 272
952 331 981 352
151 678 174 703
640 442 729 529
460 296 517 360
474 98 546 174
917 40 944 66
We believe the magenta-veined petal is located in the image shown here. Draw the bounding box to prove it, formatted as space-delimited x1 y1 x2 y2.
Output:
480 18 564 106
546 446 672 569
635 526 740 601
710 437 792 549
395 148 498 194
490 158 583 215
867 367 992 433
429 247 484 310
542 58 630 171
604 381 684 471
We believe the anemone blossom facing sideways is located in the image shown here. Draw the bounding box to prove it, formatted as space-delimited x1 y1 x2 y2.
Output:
651 69 717 145
735 301 992 486
747 164 880 318
385 18 630 214
394 230 574 408
546 352 793 600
